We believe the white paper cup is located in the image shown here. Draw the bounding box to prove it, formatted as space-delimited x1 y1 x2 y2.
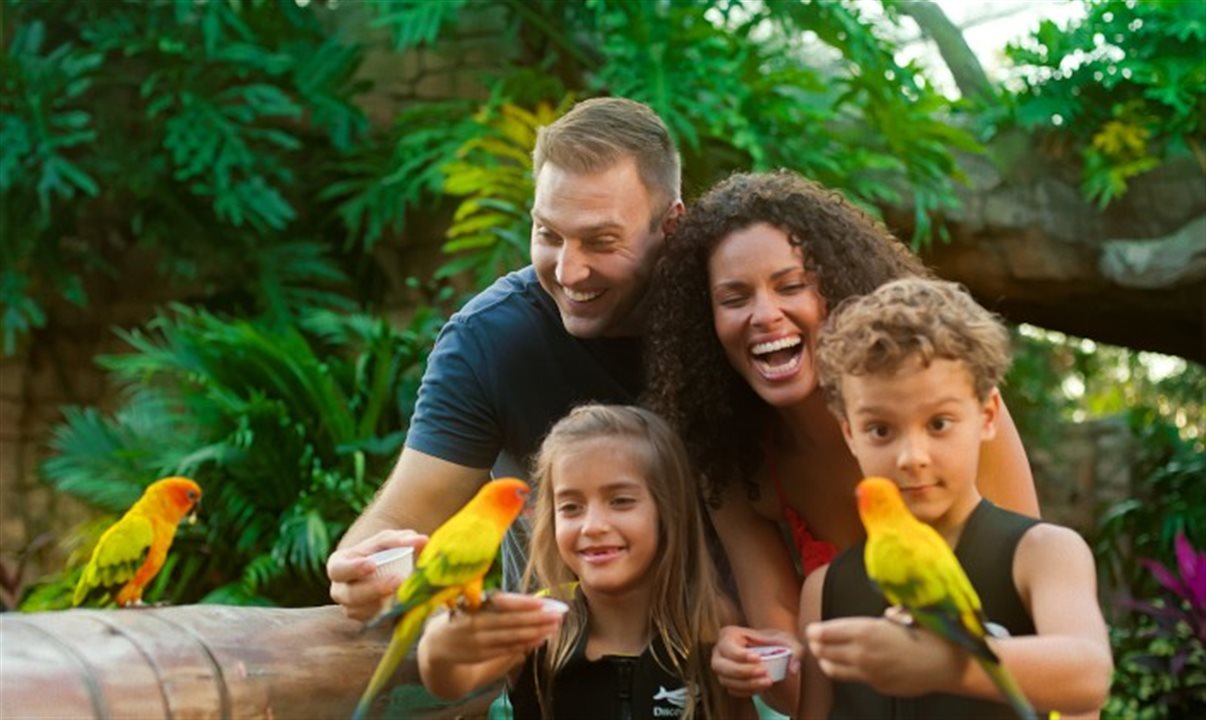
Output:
369 546 415 581
750 645 792 683
538 598 570 615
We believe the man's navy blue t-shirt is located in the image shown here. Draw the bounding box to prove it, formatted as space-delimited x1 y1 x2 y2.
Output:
405 266 643 477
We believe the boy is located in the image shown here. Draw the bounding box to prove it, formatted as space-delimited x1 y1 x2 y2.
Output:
801 278 1112 719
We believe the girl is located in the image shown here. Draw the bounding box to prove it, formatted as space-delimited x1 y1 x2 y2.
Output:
417 404 744 718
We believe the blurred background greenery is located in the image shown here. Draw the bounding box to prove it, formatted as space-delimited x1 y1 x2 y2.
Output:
1 0 1202 716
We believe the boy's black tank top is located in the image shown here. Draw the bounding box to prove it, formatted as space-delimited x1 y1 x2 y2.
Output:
822 499 1050 720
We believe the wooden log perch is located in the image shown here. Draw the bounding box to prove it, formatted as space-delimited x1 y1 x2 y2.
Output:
0 605 497 720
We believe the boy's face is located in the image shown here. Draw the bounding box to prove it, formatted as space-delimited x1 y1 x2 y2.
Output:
839 356 1000 540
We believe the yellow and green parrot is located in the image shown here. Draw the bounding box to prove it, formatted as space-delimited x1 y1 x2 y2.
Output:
855 477 1037 720
353 477 530 720
73 476 202 608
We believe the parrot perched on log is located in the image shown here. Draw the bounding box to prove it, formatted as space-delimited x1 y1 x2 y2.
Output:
353 477 530 720
73 476 202 608
855 477 1037 720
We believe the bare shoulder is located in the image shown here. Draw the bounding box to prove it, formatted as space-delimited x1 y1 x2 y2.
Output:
1013 522 1096 600
1017 522 1092 560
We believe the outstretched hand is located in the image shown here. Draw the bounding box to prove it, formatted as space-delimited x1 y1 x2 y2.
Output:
327 529 428 622
422 592 565 665
711 625 804 697
805 616 967 697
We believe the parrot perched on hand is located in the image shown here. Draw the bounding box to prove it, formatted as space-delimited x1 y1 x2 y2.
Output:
353 477 530 720
73 476 202 608
855 476 1037 720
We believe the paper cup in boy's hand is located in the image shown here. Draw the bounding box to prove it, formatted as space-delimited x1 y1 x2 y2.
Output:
750 645 792 683
369 546 415 582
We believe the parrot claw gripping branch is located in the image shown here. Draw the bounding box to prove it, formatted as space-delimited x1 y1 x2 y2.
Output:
352 478 530 720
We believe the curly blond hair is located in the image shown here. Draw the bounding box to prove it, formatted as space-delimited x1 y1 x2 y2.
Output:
816 278 1012 418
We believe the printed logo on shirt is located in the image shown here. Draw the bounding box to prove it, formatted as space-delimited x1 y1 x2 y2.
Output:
652 685 688 717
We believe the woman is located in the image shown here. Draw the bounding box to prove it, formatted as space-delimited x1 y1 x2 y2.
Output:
644 170 1038 713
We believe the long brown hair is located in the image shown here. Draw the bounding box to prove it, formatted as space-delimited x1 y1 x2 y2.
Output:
525 404 727 718
644 170 930 506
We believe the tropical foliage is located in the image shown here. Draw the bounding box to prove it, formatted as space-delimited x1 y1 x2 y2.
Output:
1000 0 1206 206
1105 532 1206 720
31 304 443 607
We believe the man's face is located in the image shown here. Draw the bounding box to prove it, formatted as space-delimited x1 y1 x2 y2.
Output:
530 158 680 338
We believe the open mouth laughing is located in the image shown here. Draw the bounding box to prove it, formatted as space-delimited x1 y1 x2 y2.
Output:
750 335 803 380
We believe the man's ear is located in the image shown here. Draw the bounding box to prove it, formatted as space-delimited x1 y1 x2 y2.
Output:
661 199 685 236
981 387 1001 441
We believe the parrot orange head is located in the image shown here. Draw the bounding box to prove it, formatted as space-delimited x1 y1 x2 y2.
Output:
479 477 530 522
855 476 909 527
145 476 203 525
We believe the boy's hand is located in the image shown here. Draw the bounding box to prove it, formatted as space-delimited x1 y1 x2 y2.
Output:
327 529 428 621
711 625 803 696
806 616 967 696
422 592 564 664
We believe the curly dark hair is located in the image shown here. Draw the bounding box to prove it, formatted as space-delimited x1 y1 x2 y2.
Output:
643 170 930 506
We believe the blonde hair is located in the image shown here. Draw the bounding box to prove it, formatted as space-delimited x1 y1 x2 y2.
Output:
533 97 681 225
525 404 726 719
816 278 1012 417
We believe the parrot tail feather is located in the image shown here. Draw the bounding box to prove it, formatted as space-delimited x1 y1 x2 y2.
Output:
976 656 1038 720
352 600 433 720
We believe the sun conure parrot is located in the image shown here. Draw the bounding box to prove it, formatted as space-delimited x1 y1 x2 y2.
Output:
73 476 202 608
352 477 530 720
855 477 1037 720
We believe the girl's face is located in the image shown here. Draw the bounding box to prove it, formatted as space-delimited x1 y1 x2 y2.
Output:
551 436 660 599
709 223 828 409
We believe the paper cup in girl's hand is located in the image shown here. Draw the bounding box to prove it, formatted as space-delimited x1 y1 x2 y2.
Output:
751 645 792 682
369 546 415 582
538 598 570 616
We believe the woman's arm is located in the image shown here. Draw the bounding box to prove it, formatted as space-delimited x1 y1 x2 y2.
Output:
798 566 833 720
709 480 803 714
978 399 1040 516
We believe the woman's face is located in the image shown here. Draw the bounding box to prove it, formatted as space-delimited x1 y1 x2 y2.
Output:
709 223 827 409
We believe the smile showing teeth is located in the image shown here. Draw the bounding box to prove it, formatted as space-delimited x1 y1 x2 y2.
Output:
580 546 623 563
751 336 802 356
564 287 604 303
750 336 804 380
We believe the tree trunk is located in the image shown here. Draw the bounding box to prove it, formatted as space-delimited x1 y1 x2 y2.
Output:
0 605 497 720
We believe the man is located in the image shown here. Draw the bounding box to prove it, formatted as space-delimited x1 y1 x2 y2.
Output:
327 97 684 622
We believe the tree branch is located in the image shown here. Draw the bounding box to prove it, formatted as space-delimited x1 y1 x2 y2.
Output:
897 1 993 101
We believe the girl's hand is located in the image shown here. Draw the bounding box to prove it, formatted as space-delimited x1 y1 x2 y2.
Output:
805 616 966 696
422 592 565 665
711 625 803 697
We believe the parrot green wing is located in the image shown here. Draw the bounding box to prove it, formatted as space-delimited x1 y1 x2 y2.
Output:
73 514 154 607
866 519 996 660
386 514 502 615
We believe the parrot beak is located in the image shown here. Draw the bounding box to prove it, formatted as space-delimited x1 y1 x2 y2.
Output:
187 507 199 525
